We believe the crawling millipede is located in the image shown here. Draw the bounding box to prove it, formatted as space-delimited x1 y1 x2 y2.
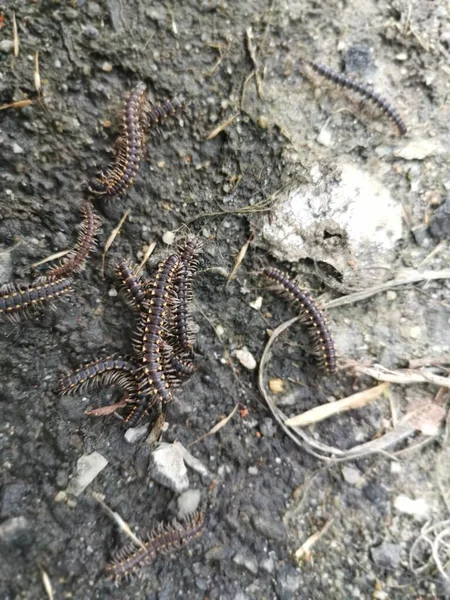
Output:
143 97 184 129
116 261 148 311
88 82 149 198
58 355 138 396
126 254 180 428
307 60 407 135
263 268 337 373
42 200 101 281
106 511 204 584
0 277 73 323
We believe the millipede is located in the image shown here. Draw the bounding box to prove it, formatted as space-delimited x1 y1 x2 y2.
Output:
116 261 148 311
88 82 149 198
262 267 337 374
42 200 101 281
126 254 180 428
143 97 184 129
58 355 138 396
105 511 204 584
307 60 407 135
0 277 74 323
169 237 203 355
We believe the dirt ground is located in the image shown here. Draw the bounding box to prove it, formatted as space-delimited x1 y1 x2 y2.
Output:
1 1 450 598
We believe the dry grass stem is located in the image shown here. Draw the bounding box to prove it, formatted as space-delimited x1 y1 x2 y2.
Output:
285 383 389 427
31 249 70 269
12 11 19 57
324 268 450 310
40 567 54 600
34 51 41 95
294 519 334 563
91 492 146 550
246 27 264 99
188 403 239 446
84 398 128 416
102 209 130 275
227 237 252 282
136 241 157 275
354 364 450 389
206 113 239 140
0 99 33 111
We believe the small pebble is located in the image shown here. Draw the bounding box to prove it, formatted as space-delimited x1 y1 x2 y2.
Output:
101 62 113 72
177 489 201 518
0 40 14 53
124 425 148 444
394 495 429 520
268 378 285 394
248 466 258 475
249 296 263 310
65 452 108 497
12 143 24 154
215 324 225 338
235 347 257 370
317 126 333 147
409 326 421 339
386 291 397 301
257 116 269 129
342 465 361 485
162 231 175 245
150 443 189 493
108 287 118 297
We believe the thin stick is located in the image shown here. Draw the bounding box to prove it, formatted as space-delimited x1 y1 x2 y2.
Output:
34 51 41 96
323 269 450 310
0 99 32 111
91 492 146 551
285 383 389 427
354 364 450 389
12 11 19 57
206 113 239 140
188 403 239 446
136 241 156 275
102 209 130 276
246 27 264 99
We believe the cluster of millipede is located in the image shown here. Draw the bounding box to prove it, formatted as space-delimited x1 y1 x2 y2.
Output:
59 237 203 429
1 53 408 585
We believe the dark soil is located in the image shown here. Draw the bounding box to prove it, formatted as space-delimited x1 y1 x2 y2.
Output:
1 1 450 599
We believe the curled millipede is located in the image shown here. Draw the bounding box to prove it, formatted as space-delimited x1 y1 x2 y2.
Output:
42 200 101 281
263 267 336 373
126 254 180 428
106 511 204 584
88 82 149 198
58 355 138 396
116 261 148 311
307 60 407 135
0 278 73 323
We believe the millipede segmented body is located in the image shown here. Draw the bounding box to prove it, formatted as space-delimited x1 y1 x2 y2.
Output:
106 511 204 584
58 355 138 396
116 261 148 311
308 60 407 135
43 200 101 281
0 277 73 322
88 82 149 198
263 267 337 373
143 97 184 129
126 254 180 428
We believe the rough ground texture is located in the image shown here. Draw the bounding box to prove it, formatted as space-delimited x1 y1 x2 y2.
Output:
1 1 450 599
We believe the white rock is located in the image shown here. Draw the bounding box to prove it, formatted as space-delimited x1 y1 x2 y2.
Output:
342 466 361 485
394 495 429 520
316 126 333 147
260 162 403 287
150 443 189 493
12 143 24 154
0 40 14 53
409 326 421 339
235 347 257 370
124 424 148 444
249 296 263 310
0 251 13 285
162 230 175 245
395 140 444 161
173 441 209 477
177 489 201 518
65 452 108 497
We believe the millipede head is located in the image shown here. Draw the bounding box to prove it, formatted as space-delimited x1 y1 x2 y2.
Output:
88 176 108 195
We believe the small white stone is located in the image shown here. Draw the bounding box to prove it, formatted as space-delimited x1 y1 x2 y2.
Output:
386 291 397 301
12 143 24 154
177 489 201 518
394 495 429 520
409 326 421 339
101 61 113 72
65 452 108 497
215 324 225 338
173 441 209 477
249 296 263 310
235 347 257 370
150 443 189 493
395 140 444 161
395 52 408 61
0 40 14 53
390 462 402 474
162 231 175 245
248 466 258 475
124 425 148 444
108 287 118 297
316 126 333 147
342 466 361 485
